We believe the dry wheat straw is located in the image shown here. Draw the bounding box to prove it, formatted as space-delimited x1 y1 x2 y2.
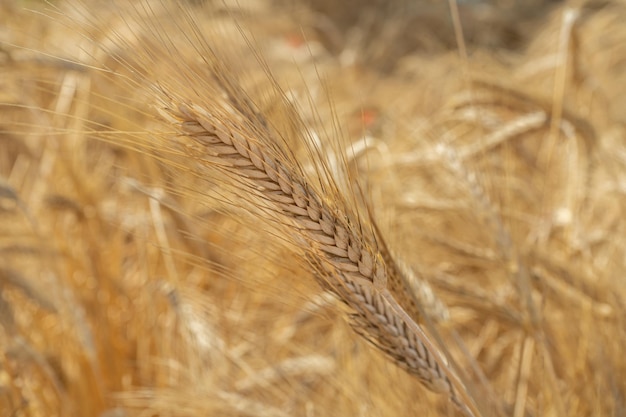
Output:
155 93 479 416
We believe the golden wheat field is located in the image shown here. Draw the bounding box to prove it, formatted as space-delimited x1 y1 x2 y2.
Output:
1 0 626 416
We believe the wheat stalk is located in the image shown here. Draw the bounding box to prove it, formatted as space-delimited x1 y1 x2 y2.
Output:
153 89 480 416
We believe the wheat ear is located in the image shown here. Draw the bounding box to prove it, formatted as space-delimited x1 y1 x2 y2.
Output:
154 90 479 416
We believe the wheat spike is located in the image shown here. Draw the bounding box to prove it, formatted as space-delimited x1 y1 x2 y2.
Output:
154 93 479 416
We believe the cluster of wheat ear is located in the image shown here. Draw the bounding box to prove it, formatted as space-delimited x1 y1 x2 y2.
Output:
2 0 626 416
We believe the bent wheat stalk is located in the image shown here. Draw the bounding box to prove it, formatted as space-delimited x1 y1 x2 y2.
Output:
155 89 480 416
